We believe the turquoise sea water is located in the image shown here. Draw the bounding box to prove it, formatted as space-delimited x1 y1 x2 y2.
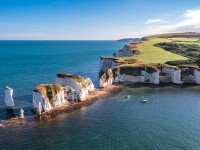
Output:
0 41 200 150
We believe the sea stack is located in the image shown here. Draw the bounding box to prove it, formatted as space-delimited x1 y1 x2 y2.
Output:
4 86 15 109
19 108 25 119
33 84 68 113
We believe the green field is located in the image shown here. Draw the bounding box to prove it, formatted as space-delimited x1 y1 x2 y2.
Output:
135 38 187 64
112 37 200 66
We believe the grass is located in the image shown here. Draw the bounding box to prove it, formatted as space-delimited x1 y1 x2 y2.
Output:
102 36 198 68
155 42 200 59
34 84 63 105
57 72 87 88
135 38 187 64
168 38 200 46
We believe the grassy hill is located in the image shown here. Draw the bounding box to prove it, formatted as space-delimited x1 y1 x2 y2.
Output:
111 32 200 68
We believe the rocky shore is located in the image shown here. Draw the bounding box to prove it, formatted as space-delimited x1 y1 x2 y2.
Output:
0 85 123 127
35 85 123 120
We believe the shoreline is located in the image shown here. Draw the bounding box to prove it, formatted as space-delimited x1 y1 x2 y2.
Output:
0 85 124 127
36 85 124 120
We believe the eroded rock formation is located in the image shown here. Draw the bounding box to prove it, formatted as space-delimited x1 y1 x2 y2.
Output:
99 57 124 73
113 45 136 57
99 65 160 87
56 73 95 101
33 84 68 113
4 86 15 109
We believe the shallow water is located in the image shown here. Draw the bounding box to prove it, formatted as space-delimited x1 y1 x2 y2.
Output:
0 41 200 150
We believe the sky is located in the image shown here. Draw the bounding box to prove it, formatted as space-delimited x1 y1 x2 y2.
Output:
0 0 200 40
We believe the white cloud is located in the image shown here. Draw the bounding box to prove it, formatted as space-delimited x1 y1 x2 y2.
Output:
144 9 200 36
145 19 168 24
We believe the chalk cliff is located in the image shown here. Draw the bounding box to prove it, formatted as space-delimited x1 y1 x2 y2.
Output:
100 57 124 73
99 65 160 87
5 86 15 109
33 84 67 113
56 73 95 101
113 45 136 57
179 66 200 84
159 66 183 84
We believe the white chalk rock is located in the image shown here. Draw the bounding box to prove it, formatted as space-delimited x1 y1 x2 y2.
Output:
38 102 42 115
113 45 135 57
160 67 183 84
19 108 24 119
100 66 160 86
5 86 15 109
85 78 95 92
99 57 121 73
56 73 95 101
99 69 114 88
194 69 200 84
33 84 68 112
64 86 78 102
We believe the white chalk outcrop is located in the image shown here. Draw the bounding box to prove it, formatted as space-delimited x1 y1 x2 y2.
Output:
5 86 15 109
56 73 95 101
33 84 68 113
99 69 114 88
100 57 123 73
159 67 183 84
99 66 160 87
194 69 200 84
19 108 25 119
113 45 135 57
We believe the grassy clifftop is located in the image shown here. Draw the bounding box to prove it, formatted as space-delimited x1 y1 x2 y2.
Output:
106 33 200 69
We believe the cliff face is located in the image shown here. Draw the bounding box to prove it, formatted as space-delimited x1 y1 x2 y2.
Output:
159 67 183 84
194 70 200 84
100 57 123 73
56 73 95 101
99 65 200 87
179 66 200 84
99 65 160 87
113 45 135 57
33 84 67 113
99 69 114 88
5 86 15 109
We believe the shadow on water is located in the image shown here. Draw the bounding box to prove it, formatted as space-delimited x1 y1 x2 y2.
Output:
5 109 16 119
0 106 34 120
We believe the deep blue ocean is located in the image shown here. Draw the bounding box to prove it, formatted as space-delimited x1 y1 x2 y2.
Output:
0 41 200 150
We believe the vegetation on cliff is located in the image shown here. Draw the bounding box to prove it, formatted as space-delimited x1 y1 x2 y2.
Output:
34 84 63 105
154 42 200 59
57 72 87 88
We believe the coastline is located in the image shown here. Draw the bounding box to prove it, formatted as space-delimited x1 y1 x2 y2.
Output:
0 85 124 127
36 85 124 120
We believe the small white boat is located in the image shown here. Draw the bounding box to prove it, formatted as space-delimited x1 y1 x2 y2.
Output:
125 95 130 99
141 99 147 103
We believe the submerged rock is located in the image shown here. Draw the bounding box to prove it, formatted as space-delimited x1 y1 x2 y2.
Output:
56 73 95 101
4 86 15 109
33 84 68 113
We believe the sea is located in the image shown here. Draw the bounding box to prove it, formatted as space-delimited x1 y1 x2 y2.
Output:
0 41 200 150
